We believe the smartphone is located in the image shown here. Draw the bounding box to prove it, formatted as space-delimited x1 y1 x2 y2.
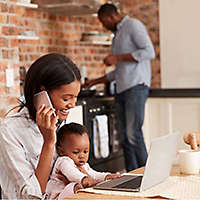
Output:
34 91 56 116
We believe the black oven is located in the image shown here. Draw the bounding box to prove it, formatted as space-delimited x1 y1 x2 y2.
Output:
78 95 125 173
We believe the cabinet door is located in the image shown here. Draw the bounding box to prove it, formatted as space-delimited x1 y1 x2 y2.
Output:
143 98 200 151
143 98 167 150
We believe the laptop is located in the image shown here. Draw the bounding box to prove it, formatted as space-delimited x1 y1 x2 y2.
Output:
94 133 178 192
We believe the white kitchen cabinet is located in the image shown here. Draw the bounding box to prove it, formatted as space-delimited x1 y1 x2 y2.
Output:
159 0 200 88
143 98 200 151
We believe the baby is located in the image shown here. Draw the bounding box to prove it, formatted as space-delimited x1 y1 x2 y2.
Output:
46 122 121 199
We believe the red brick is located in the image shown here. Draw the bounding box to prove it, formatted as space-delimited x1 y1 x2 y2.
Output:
29 54 41 62
24 9 37 18
0 37 8 47
0 3 8 12
10 38 19 47
48 14 57 21
0 14 7 23
5 85 20 95
151 83 159 88
8 4 15 13
0 72 5 83
58 15 67 22
8 96 19 105
9 15 20 25
15 6 26 16
2 26 18 36
19 54 28 62
18 39 40 45
2 49 9 59
0 61 8 70
0 85 6 94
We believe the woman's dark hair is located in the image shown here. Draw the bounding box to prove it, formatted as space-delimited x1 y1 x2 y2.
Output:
56 122 88 147
98 3 118 17
24 53 81 121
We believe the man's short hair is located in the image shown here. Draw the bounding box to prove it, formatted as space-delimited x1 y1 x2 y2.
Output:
98 3 118 17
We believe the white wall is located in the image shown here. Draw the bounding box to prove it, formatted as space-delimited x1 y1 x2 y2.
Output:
159 0 200 88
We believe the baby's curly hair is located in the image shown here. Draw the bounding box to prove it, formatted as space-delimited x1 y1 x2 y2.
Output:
56 122 88 147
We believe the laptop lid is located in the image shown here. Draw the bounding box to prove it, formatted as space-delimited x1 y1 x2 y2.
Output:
140 133 178 191
93 133 178 192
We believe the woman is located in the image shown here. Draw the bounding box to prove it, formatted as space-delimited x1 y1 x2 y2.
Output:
0 53 81 199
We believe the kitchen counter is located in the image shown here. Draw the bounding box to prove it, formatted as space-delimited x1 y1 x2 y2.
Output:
149 88 200 98
78 88 200 100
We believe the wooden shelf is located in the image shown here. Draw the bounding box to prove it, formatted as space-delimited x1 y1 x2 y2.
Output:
16 2 38 8
33 0 99 16
80 41 111 46
17 35 39 40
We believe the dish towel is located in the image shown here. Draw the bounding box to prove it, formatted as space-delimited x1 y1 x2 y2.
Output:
95 115 110 158
93 115 110 159
93 118 101 159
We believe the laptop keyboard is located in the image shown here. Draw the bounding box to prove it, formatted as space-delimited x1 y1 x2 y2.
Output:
113 176 143 189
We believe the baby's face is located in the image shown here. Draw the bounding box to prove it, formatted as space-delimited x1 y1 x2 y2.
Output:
61 132 90 167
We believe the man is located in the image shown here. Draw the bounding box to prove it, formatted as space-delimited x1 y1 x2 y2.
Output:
83 3 155 171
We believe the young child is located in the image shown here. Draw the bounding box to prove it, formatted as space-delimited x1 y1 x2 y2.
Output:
46 122 121 199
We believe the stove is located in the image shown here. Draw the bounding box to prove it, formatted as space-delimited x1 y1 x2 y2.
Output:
77 94 125 173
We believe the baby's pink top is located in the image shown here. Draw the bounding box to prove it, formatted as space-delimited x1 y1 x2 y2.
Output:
46 156 109 199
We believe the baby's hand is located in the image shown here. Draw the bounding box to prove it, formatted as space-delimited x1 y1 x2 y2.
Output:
81 176 97 188
74 183 83 193
105 173 122 181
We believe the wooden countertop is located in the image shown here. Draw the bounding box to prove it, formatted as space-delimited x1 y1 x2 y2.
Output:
64 165 180 200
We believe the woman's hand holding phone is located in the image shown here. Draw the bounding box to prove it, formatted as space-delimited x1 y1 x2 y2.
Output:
34 91 58 145
36 104 58 146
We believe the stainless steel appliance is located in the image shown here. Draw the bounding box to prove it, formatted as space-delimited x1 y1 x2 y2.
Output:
78 94 125 173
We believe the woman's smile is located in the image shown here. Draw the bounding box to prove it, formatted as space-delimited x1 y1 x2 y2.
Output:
49 81 81 121
58 109 70 117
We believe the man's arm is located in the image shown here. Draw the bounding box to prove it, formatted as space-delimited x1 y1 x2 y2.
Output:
129 19 155 62
103 54 138 66
82 75 109 89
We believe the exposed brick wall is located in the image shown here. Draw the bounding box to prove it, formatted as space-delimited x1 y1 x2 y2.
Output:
0 1 20 117
0 0 159 117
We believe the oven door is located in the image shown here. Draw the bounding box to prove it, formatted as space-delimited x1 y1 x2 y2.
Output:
88 113 125 173
78 97 125 173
